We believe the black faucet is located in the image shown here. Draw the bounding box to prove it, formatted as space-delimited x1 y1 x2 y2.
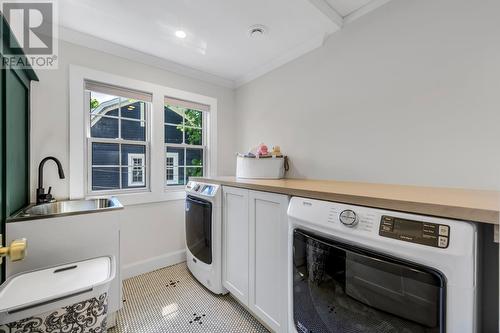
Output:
36 156 65 205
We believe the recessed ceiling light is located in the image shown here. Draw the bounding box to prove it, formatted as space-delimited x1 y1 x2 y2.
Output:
248 24 268 38
175 30 187 39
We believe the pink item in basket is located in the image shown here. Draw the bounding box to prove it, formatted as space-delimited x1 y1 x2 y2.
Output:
257 143 269 156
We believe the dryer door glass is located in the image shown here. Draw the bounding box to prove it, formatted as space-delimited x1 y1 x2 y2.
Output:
185 195 212 264
293 229 445 333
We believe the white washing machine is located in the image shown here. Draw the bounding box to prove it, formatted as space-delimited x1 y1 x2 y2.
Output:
185 181 227 295
288 197 478 333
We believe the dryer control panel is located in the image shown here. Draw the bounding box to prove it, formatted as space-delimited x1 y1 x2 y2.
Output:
379 215 450 249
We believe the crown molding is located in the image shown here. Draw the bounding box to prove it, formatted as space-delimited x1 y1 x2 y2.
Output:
307 0 344 28
344 0 394 24
59 26 333 90
59 27 236 89
235 32 330 87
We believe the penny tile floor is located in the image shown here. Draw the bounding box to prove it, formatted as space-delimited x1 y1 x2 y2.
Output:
109 262 269 333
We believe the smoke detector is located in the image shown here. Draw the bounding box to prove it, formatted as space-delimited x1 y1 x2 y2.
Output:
248 24 268 38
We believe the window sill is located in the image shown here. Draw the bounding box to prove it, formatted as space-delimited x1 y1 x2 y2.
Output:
86 189 185 206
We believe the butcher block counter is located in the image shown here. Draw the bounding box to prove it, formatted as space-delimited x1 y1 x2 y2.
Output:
191 176 500 225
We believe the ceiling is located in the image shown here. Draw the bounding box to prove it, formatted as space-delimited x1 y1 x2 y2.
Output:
59 0 391 87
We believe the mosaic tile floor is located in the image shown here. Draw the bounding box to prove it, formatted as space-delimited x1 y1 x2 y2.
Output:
108 262 269 333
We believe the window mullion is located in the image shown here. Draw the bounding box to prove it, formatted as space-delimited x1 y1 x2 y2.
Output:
203 146 206 177
118 143 122 190
184 147 187 185
182 110 186 146
118 98 122 142
203 110 207 176
183 112 186 185
165 143 203 149
87 138 92 193
90 137 146 146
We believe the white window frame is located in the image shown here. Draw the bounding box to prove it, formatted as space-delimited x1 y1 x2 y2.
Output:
85 91 151 195
128 153 146 186
164 103 207 188
69 65 218 205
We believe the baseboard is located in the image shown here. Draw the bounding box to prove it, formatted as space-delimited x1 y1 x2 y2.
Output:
122 249 186 279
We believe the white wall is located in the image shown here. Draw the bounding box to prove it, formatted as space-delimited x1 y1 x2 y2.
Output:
235 0 500 190
118 200 186 278
30 40 236 275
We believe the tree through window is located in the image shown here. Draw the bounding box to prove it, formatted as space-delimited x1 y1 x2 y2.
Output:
164 97 208 187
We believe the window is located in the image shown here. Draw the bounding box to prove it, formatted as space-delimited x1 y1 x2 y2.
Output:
164 97 208 187
166 153 179 184
70 66 218 203
128 154 145 186
86 81 151 193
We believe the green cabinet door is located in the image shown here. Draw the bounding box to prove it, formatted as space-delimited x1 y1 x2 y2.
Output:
0 67 33 282
0 16 38 282
5 68 30 217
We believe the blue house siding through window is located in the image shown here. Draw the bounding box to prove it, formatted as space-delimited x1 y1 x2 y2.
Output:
90 100 204 190
91 99 146 191
164 105 204 186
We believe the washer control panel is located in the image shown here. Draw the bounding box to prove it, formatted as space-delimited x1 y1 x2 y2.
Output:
186 181 219 196
379 215 450 248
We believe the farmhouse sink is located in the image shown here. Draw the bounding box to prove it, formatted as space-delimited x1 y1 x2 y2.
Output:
8 198 123 222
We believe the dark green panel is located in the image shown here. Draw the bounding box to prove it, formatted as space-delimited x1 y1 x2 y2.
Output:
0 66 4 218
0 62 4 226
0 61 5 282
5 69 29 216
0 15 38 282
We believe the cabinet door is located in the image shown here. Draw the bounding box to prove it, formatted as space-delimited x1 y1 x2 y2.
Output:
249 190 289 332
1 67 32 282
222 186 249 305
5 69 30 217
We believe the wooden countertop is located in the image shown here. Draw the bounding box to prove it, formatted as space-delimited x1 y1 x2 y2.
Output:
191 177 500 225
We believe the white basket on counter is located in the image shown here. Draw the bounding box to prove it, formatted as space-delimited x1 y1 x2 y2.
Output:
236 155 288 179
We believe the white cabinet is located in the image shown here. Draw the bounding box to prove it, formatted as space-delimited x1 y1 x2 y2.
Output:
222 186 250 304
222 186 289 333
248 190 288 333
